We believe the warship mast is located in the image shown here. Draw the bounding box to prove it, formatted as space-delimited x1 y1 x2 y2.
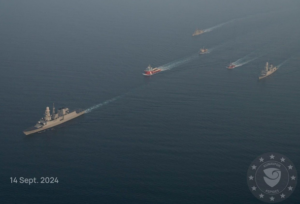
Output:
44 107 51 121
52 103 55 119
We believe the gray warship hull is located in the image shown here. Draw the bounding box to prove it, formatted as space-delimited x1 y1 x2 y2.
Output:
24 109 85 135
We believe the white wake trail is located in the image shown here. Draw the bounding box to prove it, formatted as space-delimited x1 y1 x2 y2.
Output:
234 57 258 68
85 96 122 113
158 54 199 71
234 54 254 64
208 40 234 53
204 20 235 33
277 57 294 68
231 49 269 68
202 9 287 33
84 54 198 114
84 85 147 114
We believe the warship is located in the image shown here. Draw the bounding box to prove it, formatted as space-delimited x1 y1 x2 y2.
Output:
259 62 278 79
143 65 162 76
23 105 85 135
199 47 208 54
192 29 204 36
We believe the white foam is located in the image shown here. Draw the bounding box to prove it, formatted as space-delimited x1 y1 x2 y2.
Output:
85 96 122 113
158 54 199 71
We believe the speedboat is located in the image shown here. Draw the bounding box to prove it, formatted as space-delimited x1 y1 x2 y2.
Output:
143 65 162 76
199 47 209 55
227 63 236 69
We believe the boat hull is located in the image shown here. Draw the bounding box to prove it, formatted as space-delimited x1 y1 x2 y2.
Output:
259 76 267 80
259 68 278 80
23 109 85 135
143 69 162 76
192 31 204 36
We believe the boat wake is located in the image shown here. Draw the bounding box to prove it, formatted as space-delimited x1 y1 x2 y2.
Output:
208 41 232 53
204 20 234 33
277 55 297 68
158 54 199 71
202 9 284 33
85 96 122 113
85 85 146 114
231 49 268 68
206 48 215 53
85 54 199 114
232 57 258 68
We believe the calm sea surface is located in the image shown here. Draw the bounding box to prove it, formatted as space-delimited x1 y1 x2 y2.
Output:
0 1 300 203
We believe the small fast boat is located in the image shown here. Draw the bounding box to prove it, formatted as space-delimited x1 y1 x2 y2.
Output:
143 65 162 76
192 29 205 36
227 63 236 69
199 47 209 55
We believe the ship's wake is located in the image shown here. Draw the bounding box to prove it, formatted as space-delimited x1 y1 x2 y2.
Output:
232 57 259 68
230 49 268 68
85 86 145 113
206 48 215 53
277 55 297 68
85 96 122 113
204 20 234 33
158 54 199 71
208 41 232 53
84 54 199 114
202 9 285 33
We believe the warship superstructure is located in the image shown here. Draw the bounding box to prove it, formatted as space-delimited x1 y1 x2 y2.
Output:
192 29 204 36
259 62 278 79
23 105 85 135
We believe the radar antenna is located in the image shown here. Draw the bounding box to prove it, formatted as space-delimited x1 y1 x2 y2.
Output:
53 103 55 115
